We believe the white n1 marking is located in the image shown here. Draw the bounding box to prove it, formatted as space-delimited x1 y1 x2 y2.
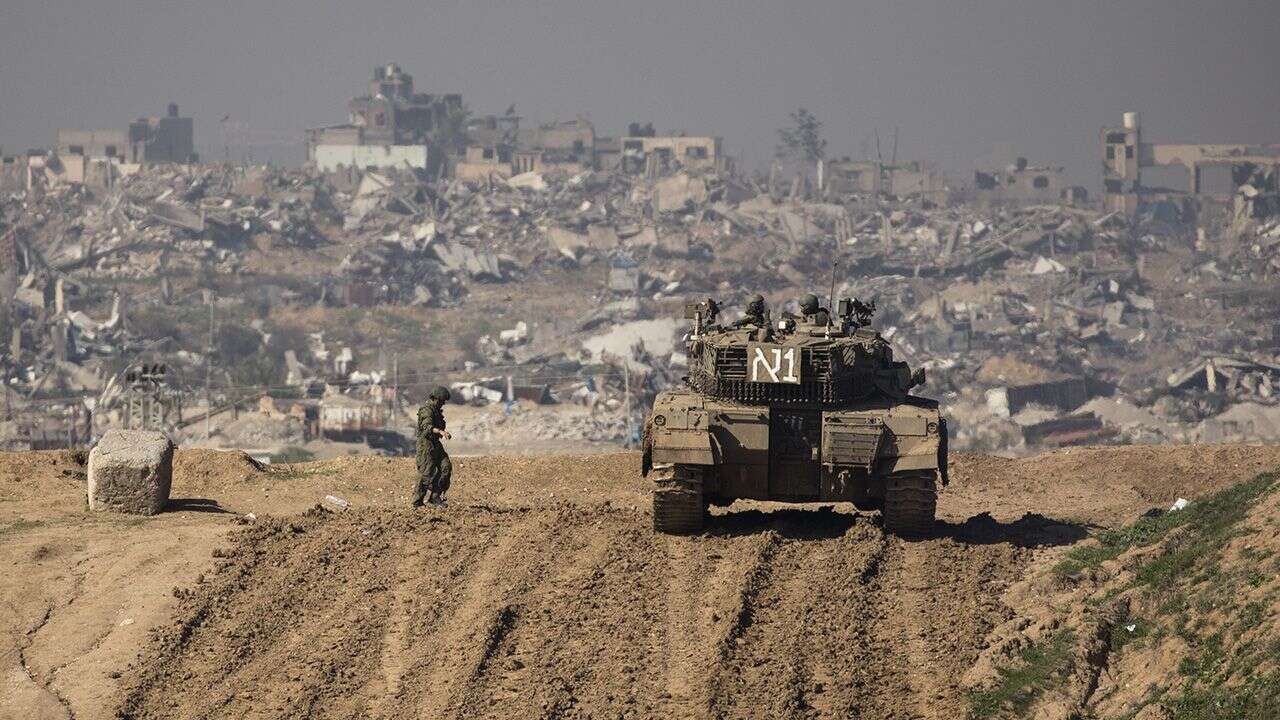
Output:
751 346 799 383
780 347 798 382
751 347 781 382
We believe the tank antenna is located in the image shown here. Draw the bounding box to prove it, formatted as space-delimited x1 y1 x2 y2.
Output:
827 224 840 331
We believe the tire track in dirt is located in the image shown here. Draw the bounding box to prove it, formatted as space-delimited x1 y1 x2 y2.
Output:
660 536 706 716
886 535 1027 719
447 524 609 718
452 513 668 718
705 517 893 720
12 604 75 720
662 531 779 718
404 513 558 720
117 510 497 719
798 529 893 719
365 538 415 715
892 539 956 719
188 519 409 719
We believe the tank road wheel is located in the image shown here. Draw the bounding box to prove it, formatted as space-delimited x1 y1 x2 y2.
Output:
883 470 937 537
651 464 705 535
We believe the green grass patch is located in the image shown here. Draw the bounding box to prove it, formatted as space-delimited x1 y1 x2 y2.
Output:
0 517 45 536
269 446 316 464
1158 592 1189 616
1237 602 1266 633
1111 616 1152 654
267 462 332 481
968 631 1075 719
1053 472 1278 582
1165 675 1280 720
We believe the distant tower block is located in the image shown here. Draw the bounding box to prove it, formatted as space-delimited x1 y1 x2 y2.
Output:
1101 111 1142 215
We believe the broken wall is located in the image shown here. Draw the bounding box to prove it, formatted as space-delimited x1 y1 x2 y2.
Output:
313 144 432 173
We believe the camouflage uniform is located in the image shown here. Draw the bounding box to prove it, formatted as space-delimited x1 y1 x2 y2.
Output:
732 293 770 328
412 390 453 506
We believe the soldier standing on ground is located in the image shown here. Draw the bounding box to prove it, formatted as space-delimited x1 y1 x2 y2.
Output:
412 386 453 507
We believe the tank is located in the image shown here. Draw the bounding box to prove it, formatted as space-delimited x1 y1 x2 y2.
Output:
642 297 948 536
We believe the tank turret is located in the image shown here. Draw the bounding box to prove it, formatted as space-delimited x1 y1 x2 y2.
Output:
683 297 925 406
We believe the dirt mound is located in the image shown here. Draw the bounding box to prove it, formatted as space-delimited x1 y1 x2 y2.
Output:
946 444 1280 526
5 444 1280 720
171 448 268 494
966 470 1280 719
974 354 1067 386
0 449 86 502
115 504 1030 720
0 449 266 505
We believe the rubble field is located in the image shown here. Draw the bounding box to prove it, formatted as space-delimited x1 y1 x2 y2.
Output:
4 160 1279 457
3 444 1280 719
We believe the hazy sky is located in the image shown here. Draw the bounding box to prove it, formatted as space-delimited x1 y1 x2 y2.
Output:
3 0 1278 186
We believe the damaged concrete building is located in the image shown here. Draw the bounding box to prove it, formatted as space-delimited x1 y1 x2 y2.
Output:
1102 111 1280 215
621 124 726 176
825 159 946 201
306 63 459 173
972 157 1087 207
56 103 196 165
456 116 600 180
1 151 123 192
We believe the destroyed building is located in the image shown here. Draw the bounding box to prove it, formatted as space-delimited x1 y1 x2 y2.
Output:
1102 111 1280 216
0 151 123 192
971 157 1087 207
305 63 460 172
621 125 726 176
825 159 946 202
55 129 127 162
457 116 599 180
56 103 196 165
455 114 521 180
4 104 1280 456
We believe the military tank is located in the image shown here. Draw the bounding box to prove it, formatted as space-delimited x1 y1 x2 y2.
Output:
642 295 947 536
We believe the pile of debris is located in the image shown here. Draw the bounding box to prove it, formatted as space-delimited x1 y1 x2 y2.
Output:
451 404 631 445
5 156 1280 453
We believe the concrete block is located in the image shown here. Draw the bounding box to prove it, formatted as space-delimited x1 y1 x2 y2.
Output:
87 429 174 515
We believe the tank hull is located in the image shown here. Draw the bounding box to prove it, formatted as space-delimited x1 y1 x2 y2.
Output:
646 389 947 506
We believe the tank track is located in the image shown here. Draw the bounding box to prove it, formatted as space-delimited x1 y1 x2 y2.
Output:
650 464 705 535
882 470 937 537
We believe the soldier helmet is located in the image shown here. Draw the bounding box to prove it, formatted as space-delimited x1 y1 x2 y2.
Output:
430 386 452 402
747 293 765 311
800 293 819 314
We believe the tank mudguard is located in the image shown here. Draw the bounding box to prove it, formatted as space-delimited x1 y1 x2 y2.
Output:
648 391 717 466
651 430 716 465
878 405 946 483
823 403 947 485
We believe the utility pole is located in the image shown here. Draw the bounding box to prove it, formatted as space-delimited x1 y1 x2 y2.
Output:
623 362 631 448
205 290 213 442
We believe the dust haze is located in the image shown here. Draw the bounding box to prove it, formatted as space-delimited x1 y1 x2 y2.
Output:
3 3 1280 720
4 0 1279 180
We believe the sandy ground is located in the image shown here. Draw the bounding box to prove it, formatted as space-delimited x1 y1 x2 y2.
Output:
3 444 1280 719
